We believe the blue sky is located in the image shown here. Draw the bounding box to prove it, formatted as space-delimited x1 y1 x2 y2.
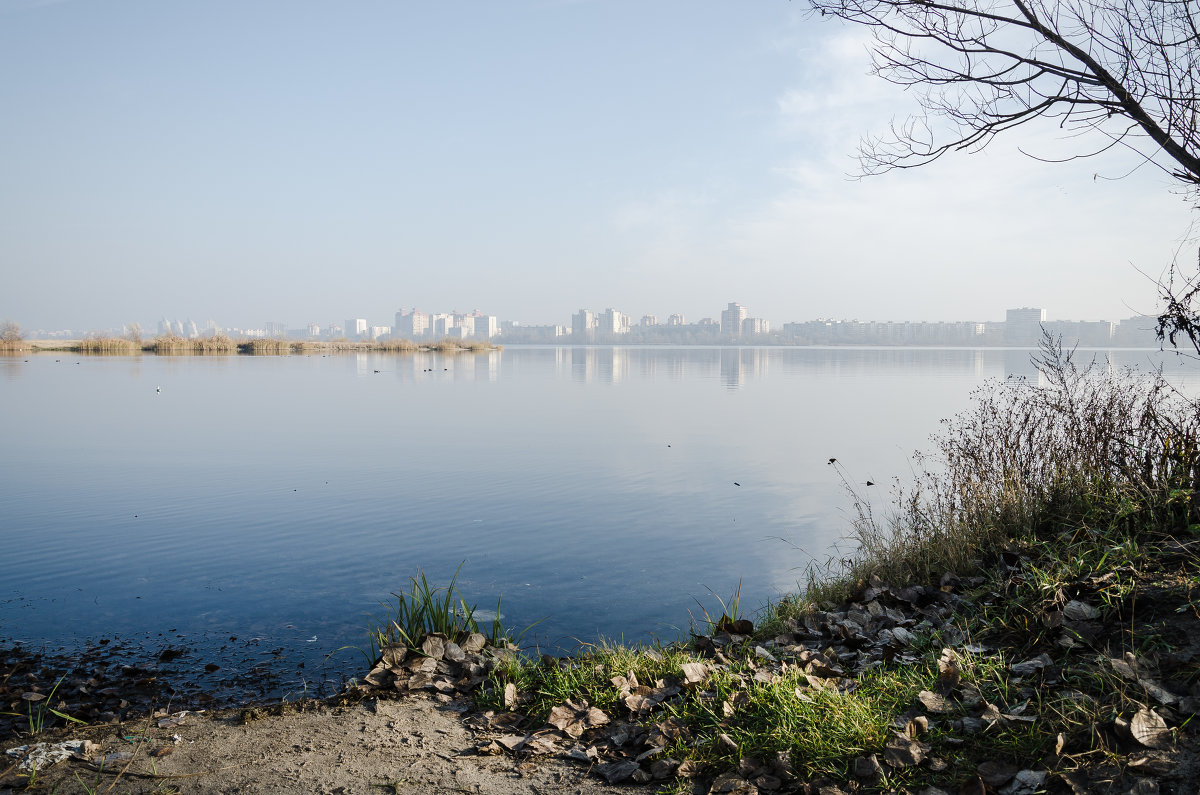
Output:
2 0 1195 332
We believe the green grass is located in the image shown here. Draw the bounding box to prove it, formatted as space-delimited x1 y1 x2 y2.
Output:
440 336 1200 791
366 563 510 661
1 675 87 737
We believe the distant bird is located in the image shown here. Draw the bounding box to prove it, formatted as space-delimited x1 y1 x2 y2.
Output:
373 369 380 373
667 444 671 448
734 482 741 487
827 458 837 465
865 480 875 486
156 386 160 393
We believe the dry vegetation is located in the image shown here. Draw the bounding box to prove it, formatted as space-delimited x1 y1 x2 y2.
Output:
4 336 502 357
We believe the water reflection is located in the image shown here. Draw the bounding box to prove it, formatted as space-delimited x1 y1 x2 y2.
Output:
2 345 1198 701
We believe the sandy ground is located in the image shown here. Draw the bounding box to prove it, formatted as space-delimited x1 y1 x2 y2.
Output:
3 696 629 794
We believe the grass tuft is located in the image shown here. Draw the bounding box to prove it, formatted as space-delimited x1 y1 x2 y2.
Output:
367 564 508 660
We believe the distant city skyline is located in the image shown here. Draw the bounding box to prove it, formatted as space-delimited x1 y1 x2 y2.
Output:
1 2 1196 336
15 300 1164 349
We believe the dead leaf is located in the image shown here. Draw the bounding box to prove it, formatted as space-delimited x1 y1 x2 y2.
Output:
596 760 641 784
1009 653 1052 677
461 632 487 653
1001 770 1047 794
496 733 529 752
547 698 609 738
882 735 925 768
380 643 407 667
611 671 639 697
1130 708 1171 748
904 715 929 739
917 689 949 713
937 648 961 693
1063 600 1099 621
681 661 710 685
978 760 1018 787
503 682 517 709
853 754 882 778
420 634 446 659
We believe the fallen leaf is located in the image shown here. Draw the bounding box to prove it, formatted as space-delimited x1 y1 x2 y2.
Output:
853 754 882 778
917 689 949 713
1063 600 1099 621
681 661 710 685
978 760 1018 787
547 698 609 738
937 648 961 693
420 634 446 660
1130 708 1171 748
1000 770 1047 795
503 682 517 709
882 736 925 768
496 733 529 752
595 760 641 784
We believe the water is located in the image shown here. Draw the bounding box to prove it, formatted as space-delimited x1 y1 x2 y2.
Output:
1 345 1193 699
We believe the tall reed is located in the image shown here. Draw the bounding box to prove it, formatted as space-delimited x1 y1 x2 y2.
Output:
151 334 238 354
239 338 292 355
75 337 139 354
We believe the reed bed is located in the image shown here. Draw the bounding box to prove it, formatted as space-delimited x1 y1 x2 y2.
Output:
237 338 500 355
375 338 420 352
239 338 292 355
150 334 238 354
75 337 140 354
47 336 500 356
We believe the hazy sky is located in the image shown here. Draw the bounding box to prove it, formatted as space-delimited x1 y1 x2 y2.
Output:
2 0 1196 332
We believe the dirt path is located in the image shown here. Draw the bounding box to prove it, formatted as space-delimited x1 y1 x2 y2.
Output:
5 697 628 794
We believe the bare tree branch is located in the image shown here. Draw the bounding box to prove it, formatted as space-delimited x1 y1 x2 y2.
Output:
808 0 1200 350
808 0 1200 184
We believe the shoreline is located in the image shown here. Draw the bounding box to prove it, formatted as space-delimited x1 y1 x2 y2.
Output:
1 337 501 355
6 343 1200 793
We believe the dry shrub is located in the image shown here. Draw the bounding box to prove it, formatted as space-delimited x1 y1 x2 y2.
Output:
831 334 1200 592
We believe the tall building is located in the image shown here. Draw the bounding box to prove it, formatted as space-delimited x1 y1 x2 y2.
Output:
742 317 769 335
397 309 429 338
474 315 498 339
667 314 685 326
429 313 454 337
598 308 631 336
346 318 367 340
572 309 596 341
1005 307 1046 346
721 302 748 337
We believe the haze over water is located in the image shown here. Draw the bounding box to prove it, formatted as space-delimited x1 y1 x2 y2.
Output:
2 346 1194 699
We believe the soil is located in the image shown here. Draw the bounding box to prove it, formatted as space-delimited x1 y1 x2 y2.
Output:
0 642 627 794
3 695 627 794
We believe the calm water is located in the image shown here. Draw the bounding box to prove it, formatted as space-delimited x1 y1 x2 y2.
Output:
1 346 1193 699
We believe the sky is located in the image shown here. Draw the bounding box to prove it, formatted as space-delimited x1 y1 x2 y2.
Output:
2 0 1197 333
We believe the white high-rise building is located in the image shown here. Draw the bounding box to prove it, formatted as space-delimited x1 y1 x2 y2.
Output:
721 302 748 337
395 310 428 338
474 315 498 339
572 309 596 340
